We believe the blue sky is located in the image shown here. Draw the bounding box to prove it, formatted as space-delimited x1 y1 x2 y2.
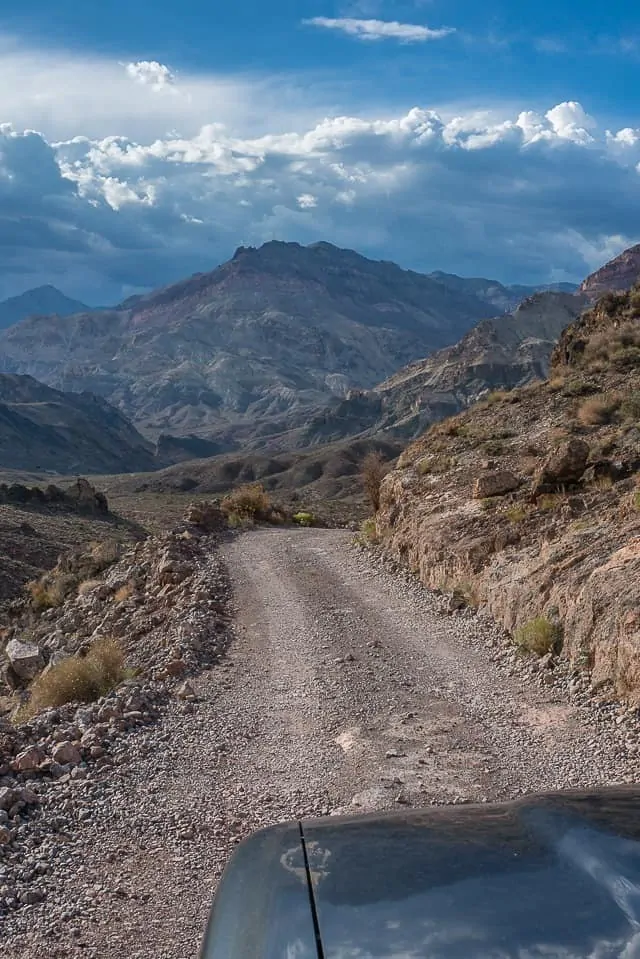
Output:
0 0 639 302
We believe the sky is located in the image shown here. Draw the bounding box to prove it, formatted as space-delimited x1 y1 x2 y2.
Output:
0 0 639 303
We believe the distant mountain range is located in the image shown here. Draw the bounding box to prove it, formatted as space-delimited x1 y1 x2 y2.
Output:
0 241 523 449
0 286 89 331
300 244 640 445
0 240 637 474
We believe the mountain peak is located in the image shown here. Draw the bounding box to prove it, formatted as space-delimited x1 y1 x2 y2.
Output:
0 286 89 331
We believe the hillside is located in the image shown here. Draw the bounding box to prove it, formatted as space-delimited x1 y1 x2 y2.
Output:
0 374 158 474
0 286 89 331
303 244 640 447
375 284 640 700
427 271 577 314
0 242 517 449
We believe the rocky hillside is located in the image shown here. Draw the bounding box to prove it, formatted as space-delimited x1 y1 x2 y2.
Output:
0 374 159 474
580 244 640 298
302 291 586 445
427 271 576 314
304 244 640 447
0 242 518 449
376 284 640 701
0 287 89 331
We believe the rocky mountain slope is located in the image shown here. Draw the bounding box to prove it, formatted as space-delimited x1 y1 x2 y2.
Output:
0 286 89 331
427 271 577 314
0 374 159 474
0 242 519 449
305 244 640 446
376 283 640 701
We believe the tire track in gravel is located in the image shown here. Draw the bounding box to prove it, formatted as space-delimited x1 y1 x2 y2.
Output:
3 527 637 958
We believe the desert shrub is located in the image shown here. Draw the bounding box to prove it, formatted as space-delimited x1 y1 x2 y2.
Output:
89 540 122 570
361 452 388 513
538 494 564 511
221 483 270 521
561 378 594 398
357 517 379 546
483 389 514 406
28 573 77 611
482 440 506 456
577 395 620 426
226 510 254 529
27 638 127 713
114 582 135 602
620 392 640 423
292 511 314 527
452 580 480 608
612 346 640 371
514 617 562 656
506 504 528 523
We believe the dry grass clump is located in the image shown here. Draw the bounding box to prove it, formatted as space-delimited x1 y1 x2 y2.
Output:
26 637 127 714
114 582 135 602
577 394 621 426
221 483 271 522
417 454 458 475
361 451 389 513
514 617 562 656
357 517 380 546
584 321 640 370
28 574 77 611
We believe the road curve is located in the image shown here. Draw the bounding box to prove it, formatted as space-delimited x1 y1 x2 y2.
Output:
3 528 636 959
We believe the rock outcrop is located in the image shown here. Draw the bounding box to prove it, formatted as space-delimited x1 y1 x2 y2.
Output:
376 284 640 702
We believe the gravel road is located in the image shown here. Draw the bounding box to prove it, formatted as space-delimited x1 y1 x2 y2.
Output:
3 527 639 957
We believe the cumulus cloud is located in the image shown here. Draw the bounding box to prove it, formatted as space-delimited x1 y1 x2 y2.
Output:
125 60 176 91
303 18 455 43
0 55 640 304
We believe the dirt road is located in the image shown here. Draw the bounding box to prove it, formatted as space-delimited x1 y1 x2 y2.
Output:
3 528 637 958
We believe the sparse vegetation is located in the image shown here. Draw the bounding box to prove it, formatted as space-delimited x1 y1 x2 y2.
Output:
538 493 565 512
221 483 271 522
506 504 529 523
114 582 135 602
361 451 388 513
357 517 379 546
514 617 562 656
292 511 315 527
27 574 76 611
577 394 621 426
77 578 103 597
25 637 128 716
417 454 458 475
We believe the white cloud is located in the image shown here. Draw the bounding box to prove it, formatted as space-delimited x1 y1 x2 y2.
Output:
303 18 455 43
0 31 638 302
125 60 176 92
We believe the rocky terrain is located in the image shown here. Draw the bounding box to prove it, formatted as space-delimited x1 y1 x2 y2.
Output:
0 479 144 604
0 287 90 333
0 242 525 450
3 527 640 957
0 375 160 475
376 282 640 701
302 244 640 446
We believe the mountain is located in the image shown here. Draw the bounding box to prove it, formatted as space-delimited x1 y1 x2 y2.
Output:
427 271 577 314
0 374 159 474
301 291 587 445
302 245 640 446
579 244 640 298
0 286 89 331
0 242 518 449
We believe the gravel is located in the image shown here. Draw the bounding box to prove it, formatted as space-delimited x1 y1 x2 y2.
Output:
2 526 640 957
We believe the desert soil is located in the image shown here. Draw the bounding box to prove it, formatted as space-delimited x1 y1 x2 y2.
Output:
2 527 638 957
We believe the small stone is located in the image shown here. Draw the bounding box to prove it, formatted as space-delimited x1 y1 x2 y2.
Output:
12 745 46 772
176 681 197 702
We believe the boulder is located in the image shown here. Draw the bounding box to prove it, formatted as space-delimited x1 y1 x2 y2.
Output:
535 438 590 491
12 745 45 772
473 470 520 499
0 787 16 811
5 638 44 683
51 741 82 766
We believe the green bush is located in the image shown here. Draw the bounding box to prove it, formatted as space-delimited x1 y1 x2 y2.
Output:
293 511 314 527
514 617 562 656
357 517 379 546
221 483 270 521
